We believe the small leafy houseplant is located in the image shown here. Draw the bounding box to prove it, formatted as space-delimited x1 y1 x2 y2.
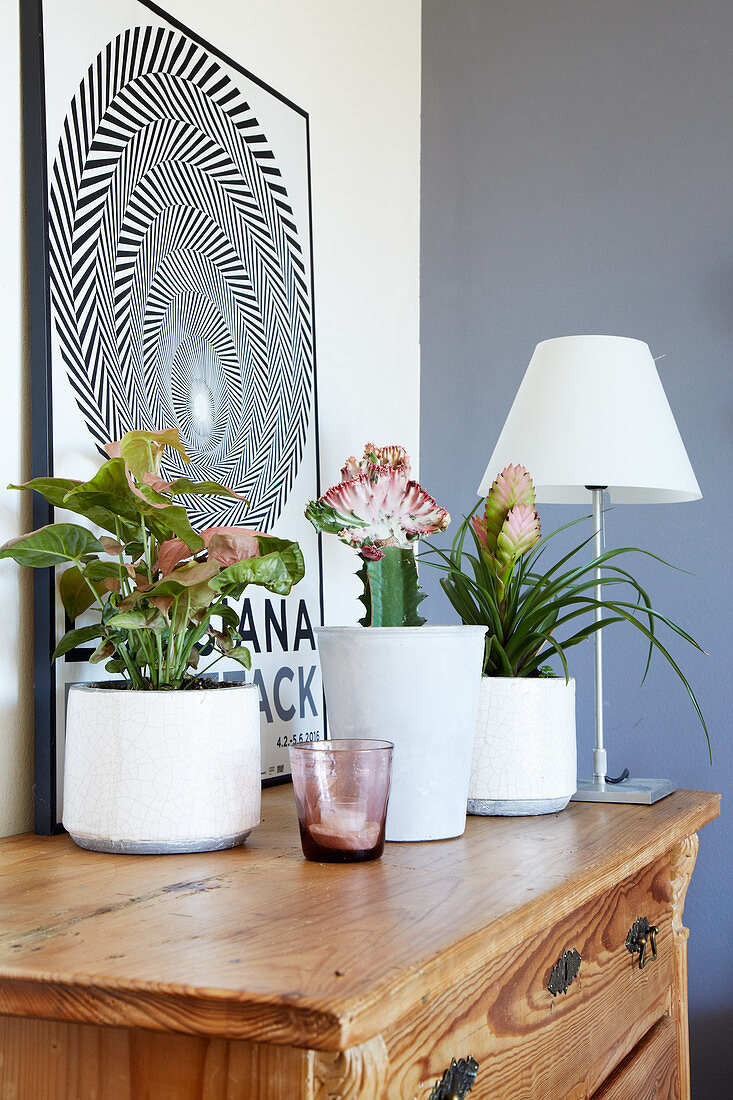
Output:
425 464 709 816
433 464 706 727
0 428 305 853
305 443 450 625
0 428 304 689
304 444 486 843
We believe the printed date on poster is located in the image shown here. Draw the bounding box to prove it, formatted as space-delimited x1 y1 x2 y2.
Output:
277 732 323 748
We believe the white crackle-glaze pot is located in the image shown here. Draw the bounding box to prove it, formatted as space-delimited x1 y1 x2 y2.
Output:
63 683 261 854
468 676 576 816
315 626 486 842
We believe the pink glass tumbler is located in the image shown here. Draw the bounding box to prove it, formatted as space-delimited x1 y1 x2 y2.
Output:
289 739 394 863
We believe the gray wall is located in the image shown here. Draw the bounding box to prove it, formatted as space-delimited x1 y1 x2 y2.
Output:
420 1 732 1094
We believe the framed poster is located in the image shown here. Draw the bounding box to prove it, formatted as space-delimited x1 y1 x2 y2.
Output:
20 0 324 833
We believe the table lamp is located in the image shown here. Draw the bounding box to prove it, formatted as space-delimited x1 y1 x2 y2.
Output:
478 335 701 804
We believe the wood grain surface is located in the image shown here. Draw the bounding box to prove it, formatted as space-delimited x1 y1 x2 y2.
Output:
0 1016 310 1100
591 1015 679 1100
310 1036 390 1099
383 855 675 1099
669 834 699 1100
0 789 719 1054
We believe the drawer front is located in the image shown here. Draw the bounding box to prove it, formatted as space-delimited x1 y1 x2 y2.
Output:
383 856 675 1100
591 1016 679 1100
0 1016 313 1100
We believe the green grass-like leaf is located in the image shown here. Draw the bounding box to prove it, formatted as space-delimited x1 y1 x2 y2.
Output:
420 509 709 754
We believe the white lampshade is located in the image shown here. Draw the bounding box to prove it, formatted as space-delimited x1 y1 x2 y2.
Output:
478 335 701 504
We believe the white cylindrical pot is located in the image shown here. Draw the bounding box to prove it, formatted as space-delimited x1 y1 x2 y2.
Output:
315 626 486 842
63 683 261 853
468 676 576 816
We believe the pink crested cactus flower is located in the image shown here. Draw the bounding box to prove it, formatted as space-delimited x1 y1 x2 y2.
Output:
340 443 411 483
306 444 449 560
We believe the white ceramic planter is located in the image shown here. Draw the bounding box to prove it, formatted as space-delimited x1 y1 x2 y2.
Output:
315 626 486 841
468 676 576 816
63 683 261 853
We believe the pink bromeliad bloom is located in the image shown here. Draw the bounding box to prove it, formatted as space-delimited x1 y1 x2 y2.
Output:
306 443 449 560
472 464 541 597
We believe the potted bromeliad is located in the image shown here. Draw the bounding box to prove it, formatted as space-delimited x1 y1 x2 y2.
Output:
427 464 708 816
305 444 486 842
0 429 304 853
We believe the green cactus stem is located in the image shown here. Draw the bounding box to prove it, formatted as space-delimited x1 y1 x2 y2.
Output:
357 547 427 627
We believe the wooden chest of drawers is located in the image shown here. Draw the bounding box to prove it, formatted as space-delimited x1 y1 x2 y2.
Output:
0 788 719 1099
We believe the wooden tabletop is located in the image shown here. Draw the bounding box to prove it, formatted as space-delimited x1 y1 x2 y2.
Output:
0 787 719 1052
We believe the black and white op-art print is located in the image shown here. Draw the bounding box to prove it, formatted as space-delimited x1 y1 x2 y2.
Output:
23 0 323 828
49 23 313 530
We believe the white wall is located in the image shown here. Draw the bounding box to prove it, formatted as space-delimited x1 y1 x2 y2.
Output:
0 0 421 835
0 0 33 836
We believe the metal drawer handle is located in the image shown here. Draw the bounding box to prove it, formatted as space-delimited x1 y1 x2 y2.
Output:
626 916 659 969
428 1056 479 1099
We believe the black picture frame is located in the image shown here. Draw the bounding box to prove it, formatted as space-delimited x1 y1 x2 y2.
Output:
19 0 323 834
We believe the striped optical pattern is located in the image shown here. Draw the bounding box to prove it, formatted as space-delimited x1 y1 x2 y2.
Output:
49 25 314 529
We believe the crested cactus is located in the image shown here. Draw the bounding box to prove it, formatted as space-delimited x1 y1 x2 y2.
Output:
305 443 450 627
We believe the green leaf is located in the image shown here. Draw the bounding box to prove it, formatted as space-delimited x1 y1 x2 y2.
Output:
145 562 220 634
106 607 168 634
147 560 219 599
137 501 205 553
0 524 104 568
120 429 189 479
213 602 240 628
8 477 82 508
166 477 248 502
138 483 171 507
63 458 143 527
428 507 709 751
83 559 131 585
212 538 305 597
124 540 145 561
63 458 205 552
255 536 306 580
52 624 105 660
59 565 97 620
227 645 252 669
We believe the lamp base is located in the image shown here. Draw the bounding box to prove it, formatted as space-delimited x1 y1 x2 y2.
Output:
571 777 676 805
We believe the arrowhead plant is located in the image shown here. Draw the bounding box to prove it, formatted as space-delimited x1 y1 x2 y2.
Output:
305 444 450 627
0 429 305 689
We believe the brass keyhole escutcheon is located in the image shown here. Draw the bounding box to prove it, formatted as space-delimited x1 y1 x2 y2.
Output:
626 916 659 969
547 948 582 996
428 1055 479 1099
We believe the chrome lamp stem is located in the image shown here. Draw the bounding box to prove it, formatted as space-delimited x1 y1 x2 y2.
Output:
571 487 675 805
591 488 607 787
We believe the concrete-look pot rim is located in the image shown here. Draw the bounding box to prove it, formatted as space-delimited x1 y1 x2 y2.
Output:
315 625 487 637
481 674 575 687
67 681 256 697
